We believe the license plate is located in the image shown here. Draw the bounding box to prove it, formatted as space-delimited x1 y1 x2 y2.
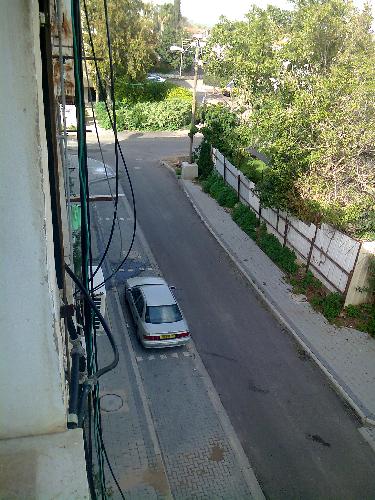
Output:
160 334 176 339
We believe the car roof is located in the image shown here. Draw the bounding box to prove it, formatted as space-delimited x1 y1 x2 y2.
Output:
141 284 176 307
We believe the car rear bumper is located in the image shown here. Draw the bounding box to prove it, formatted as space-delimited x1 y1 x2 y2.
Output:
141 337 190 349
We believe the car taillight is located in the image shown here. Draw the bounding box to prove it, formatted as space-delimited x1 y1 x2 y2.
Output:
144 335 160 341
176 331 190 338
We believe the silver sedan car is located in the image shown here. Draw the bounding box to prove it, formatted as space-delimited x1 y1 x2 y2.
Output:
125 276 190 348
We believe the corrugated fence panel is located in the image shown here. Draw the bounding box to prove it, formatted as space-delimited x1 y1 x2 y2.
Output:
239 175 250 204
248 183 260 214
310 247 348 293
286 217 316 260
316 224 360 273
277 211 288 236
211 149 360 295
226 160 239 190
262 207 278 231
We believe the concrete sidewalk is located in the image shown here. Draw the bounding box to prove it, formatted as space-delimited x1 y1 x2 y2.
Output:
181 179 375 427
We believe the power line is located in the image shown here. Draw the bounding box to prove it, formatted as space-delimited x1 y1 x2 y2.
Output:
82 43 124 260
83 0 137 292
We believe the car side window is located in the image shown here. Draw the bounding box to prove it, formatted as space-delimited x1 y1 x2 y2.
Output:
135 294 145 317
131 287 140 303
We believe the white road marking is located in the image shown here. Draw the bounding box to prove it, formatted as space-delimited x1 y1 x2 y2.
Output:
119 269 125 272
134 166 142 170
119 217 124 221
183 351 190 357
136 356 143 362
148 355 155 360
139 267 145 271
171 353 178 358
160 354 167 360
128 269 134 272
105 217 110 221
147 267 153 271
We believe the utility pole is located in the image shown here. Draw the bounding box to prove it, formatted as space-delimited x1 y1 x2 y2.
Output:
189 40 200 163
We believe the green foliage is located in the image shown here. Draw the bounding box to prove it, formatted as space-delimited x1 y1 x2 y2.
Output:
201 1 375 239
232 203 258 239
257 223 298 274
311 292 344 322
119 98 191 131
201 104 239 157
95 102 111 129
96 80 192 132
290 269 322 295
195 139 213 179
201 172 237 208
344 304 361 319
83 0 157 84
96 98 191 131
241 159 269 183
115 80 188 104
166 86 192 101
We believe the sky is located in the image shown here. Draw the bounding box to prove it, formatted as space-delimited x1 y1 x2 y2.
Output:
151 0 374 27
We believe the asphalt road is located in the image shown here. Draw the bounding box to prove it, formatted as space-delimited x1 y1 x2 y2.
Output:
88 134 375 499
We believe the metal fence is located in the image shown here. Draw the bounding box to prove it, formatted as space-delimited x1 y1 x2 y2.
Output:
212 148 362 296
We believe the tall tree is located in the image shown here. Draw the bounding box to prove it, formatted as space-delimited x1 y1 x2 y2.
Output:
83 0 157 87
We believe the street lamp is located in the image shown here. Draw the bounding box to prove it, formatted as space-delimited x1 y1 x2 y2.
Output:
170 35 205 163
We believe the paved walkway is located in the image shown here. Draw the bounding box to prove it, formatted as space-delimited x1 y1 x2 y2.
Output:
181 179 375 426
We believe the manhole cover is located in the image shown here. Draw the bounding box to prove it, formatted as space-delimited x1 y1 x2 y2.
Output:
100 393 123 412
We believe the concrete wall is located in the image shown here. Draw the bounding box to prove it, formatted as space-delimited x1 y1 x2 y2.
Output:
0 0 67 438
345 242 375 306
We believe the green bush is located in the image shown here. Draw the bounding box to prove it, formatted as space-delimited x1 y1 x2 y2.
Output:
216 185 238 208
291 269 322 295
344 304 361 319
96 98 191 131
232 203 258 239
166 86 192 101
115 79 176 104
311 292 344 322
257 224 298 274
201 172 237 208
241 159 269 183
95 102 111 129
201 171 217 192
195 139 214 179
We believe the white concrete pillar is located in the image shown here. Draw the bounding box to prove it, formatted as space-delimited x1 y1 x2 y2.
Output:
0 0 67 438
345 241 375 306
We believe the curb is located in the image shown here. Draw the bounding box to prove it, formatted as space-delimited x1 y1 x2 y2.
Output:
160 160 176 175
179 179 375 428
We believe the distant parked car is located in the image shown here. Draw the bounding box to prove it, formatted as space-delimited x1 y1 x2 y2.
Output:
147 73 166 83
222 80 235 96
125 276 190 348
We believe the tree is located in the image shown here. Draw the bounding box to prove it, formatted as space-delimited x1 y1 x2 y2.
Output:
203 0 375 237
83 0 157 88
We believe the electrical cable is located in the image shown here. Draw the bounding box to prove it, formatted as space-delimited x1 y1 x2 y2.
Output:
65 264 119 378
88 0 120 282
98 428 126 500
83 0 137 292
82 42 124 260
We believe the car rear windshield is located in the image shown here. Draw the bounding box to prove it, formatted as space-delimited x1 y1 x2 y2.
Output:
145 305 182 324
